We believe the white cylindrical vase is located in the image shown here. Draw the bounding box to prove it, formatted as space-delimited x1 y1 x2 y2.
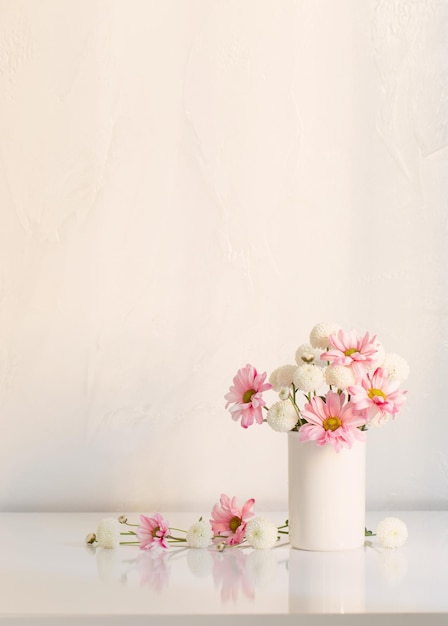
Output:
288 433 366 551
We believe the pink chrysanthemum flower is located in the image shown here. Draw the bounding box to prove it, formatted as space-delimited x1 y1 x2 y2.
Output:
225 364 272 429
137 513 170 550
210 494 255 546
321 329 378 378
348 367 407 425
299 390 366 452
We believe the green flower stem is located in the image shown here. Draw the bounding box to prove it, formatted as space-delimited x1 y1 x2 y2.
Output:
277 524 289 530
289 393 303 427
169 527 187 533
167 536 187 543
124 522 139 527
120 531 137 535
278 530 289 535
120 541 140 545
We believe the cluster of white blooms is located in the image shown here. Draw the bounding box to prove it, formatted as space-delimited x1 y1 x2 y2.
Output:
376 517 408 549
266 401 298 432
96 518 121 549
186 520 213 548
381 353 410 383
269 364 297 392
293 363 324 393
324 364 355 390
245 517 278 550
295 343 325 366
309 322 341 350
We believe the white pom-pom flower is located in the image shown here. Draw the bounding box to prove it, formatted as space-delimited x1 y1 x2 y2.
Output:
186 520 213 548
269 365 296 392
96 518 121 549
309 322 341 350
376 517 408 549
295 343 325 367
325 365 356 390
245 517 278 550
293 364 324 393
382 353 410 383
266 400 298 432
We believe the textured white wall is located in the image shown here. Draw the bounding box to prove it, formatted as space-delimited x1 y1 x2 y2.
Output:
0 0 447 512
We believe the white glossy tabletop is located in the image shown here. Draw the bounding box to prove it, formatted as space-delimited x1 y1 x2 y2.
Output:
0 511 447 625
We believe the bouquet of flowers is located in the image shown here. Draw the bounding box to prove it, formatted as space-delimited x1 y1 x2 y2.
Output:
225 322 409 452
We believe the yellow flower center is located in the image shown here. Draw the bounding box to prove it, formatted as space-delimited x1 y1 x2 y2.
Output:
344 348 358 357
243 389 256 403
368 388 386 400
229 516 242 533
323 416 342 431
152 526 160 538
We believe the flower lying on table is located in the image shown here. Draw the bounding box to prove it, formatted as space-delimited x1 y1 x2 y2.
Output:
85 494 288 551
226 322 409 452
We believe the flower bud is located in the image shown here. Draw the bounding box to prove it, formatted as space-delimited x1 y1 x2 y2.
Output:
85 532 96 544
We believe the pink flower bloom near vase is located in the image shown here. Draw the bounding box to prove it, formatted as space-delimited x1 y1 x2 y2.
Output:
136 513 170 550
210 494 255 545
224 364 271 428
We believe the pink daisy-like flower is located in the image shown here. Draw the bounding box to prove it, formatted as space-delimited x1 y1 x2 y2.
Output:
348 367 407 425
225 364 272 429
299 390 366 452
210 494 255 546
321 329 378 378
136 513 170 550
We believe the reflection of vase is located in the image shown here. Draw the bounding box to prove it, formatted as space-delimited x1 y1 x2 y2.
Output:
288 548 366 612
288 433 365 551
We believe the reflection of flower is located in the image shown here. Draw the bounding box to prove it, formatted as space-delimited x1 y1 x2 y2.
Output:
225 364 271 428
299 391 366 452
186 548 213 578
376 517 408 549
187 520 213 548
96 518 120 549
245 518 278 550
136 550 170 591
96 547 122 583
377 550 408 584
245 550 278 587
212 549 254 603
210 494 255 546
137 513 170 550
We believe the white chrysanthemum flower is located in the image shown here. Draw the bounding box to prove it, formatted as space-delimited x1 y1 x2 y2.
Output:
293 363 324 393
376 517 408 549
278 386 290 400
269 364 296 392
325 365 356 390
96 518 120 549
309 322 341 349
186 520 213 548
266 400 298 432
295 343 325 367
382 353 410 383
245 517 278 550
